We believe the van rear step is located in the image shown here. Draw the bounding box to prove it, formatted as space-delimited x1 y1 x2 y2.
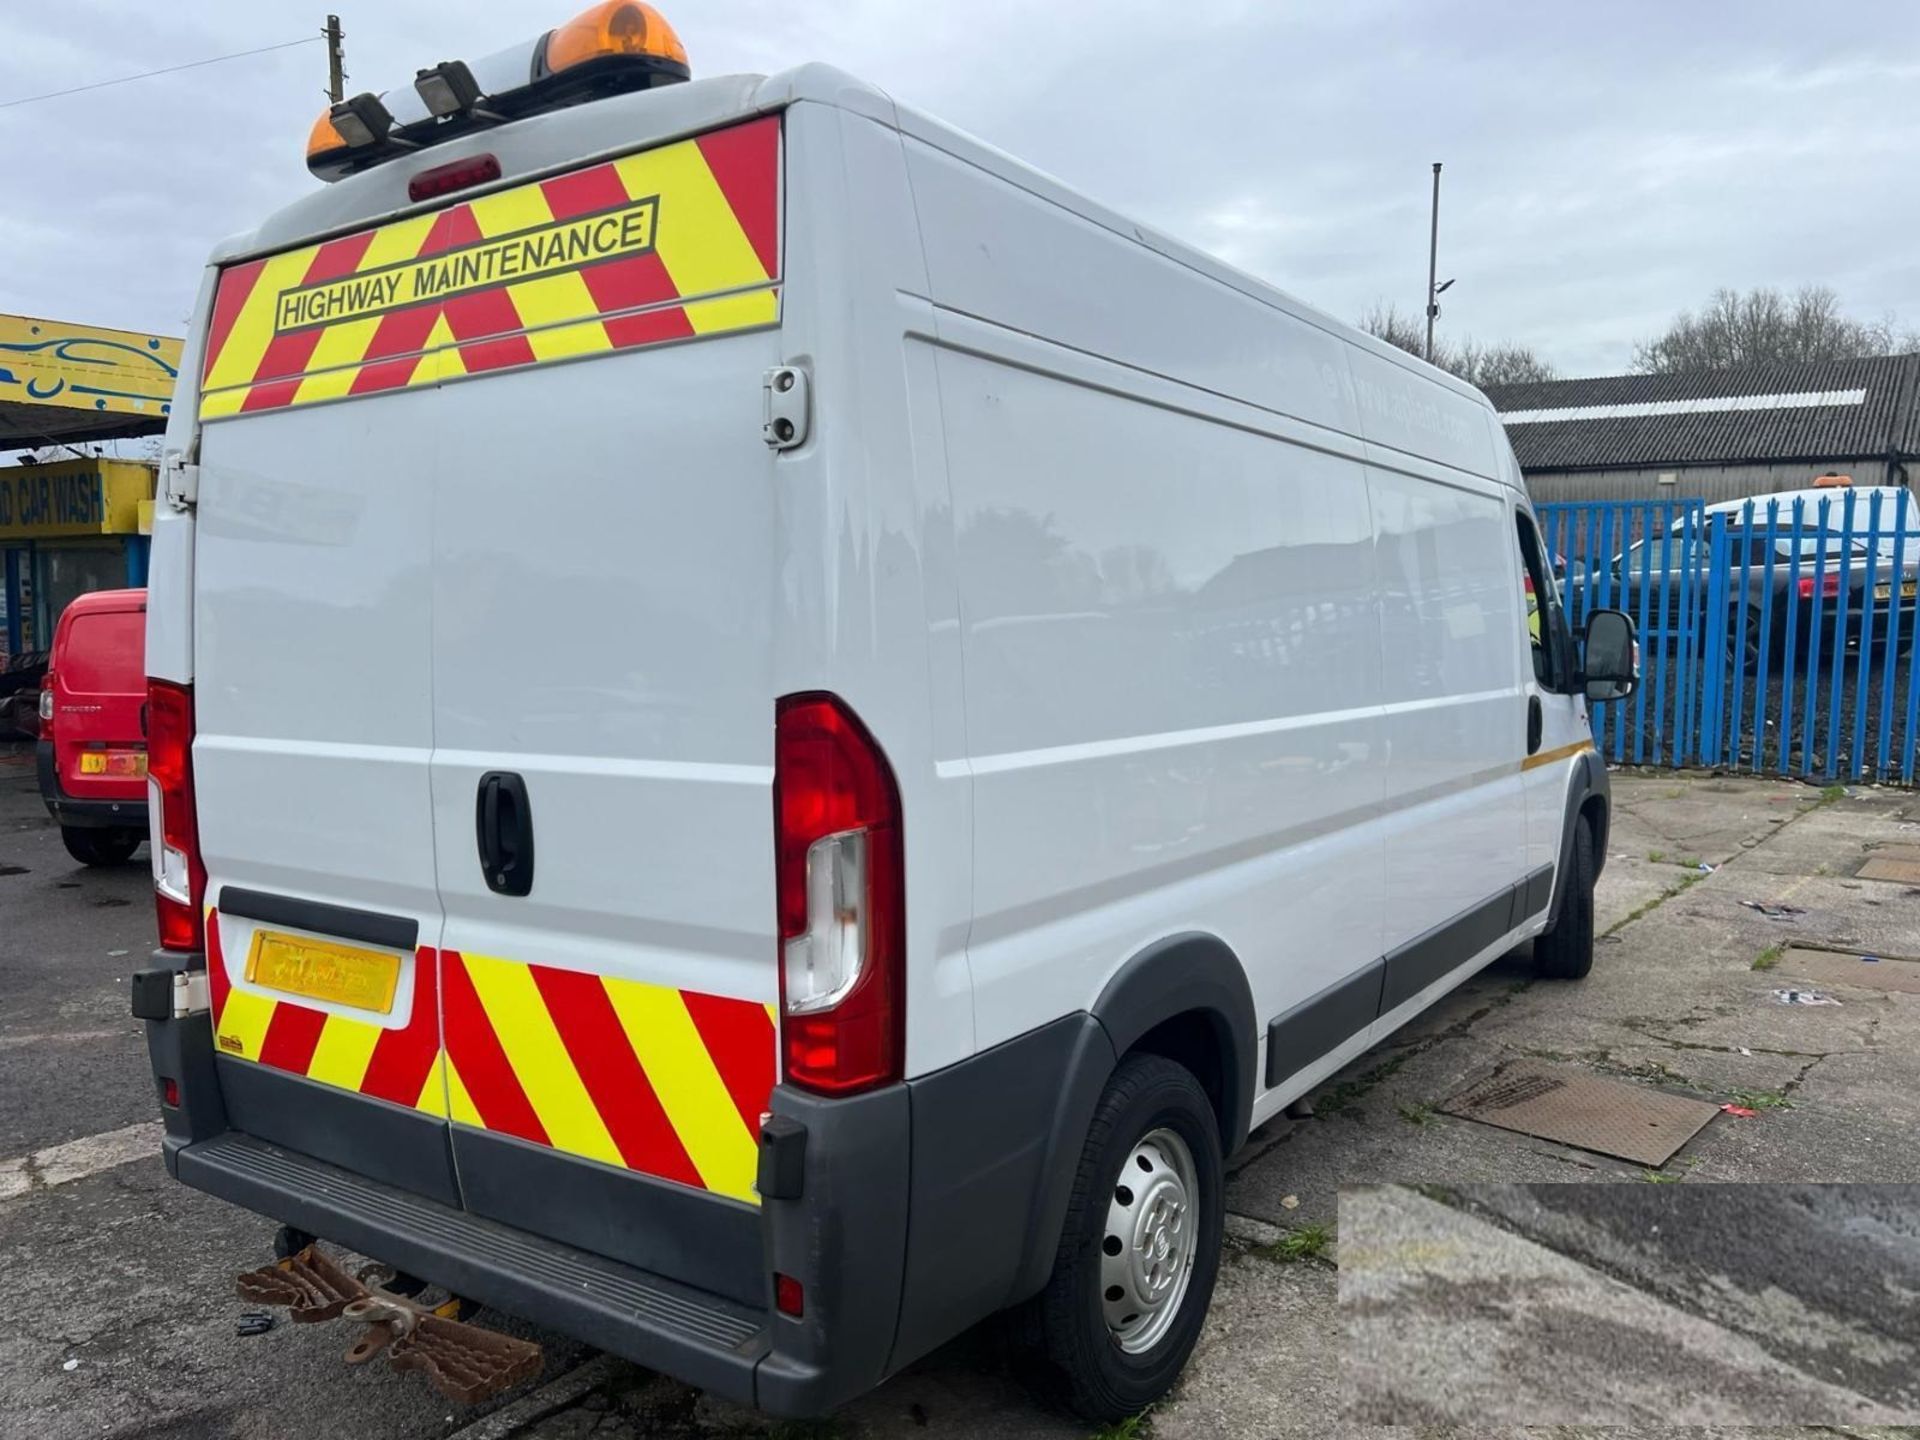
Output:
180 1133 769 1398
236 1243 542 1403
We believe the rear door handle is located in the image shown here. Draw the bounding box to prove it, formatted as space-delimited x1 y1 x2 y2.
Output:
475 772 535 897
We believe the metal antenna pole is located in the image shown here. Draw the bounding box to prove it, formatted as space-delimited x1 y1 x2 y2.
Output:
324 14 345 103
1425 162 1442 363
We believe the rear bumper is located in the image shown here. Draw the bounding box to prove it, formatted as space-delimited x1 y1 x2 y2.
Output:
36 740 148 829
139 949 1105 1416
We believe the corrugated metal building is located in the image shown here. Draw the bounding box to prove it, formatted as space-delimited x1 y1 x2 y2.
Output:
1483 354 1920 504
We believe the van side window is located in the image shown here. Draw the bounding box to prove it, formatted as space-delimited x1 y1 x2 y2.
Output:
1514 513 1566 691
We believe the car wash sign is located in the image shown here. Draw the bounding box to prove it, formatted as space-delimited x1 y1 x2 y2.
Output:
0 459 153 540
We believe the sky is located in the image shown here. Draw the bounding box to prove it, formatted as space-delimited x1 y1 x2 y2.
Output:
7 0 1920 380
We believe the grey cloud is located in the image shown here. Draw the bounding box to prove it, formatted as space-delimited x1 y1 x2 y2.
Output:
6 0 1920 379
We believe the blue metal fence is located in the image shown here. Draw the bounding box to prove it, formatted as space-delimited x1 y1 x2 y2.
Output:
1540 490 1920 784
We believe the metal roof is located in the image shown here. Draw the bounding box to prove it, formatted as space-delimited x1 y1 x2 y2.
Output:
1484 354 1920 472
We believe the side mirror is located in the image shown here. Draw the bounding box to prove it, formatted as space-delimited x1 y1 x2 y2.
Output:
1582 608 1637 702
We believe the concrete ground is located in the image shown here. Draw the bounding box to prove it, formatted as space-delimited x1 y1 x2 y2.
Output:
3 748 1918 1438
1342 1184 1920 1425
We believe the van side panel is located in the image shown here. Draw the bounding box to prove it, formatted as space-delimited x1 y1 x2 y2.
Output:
1365 459 1528 980
905 136 1392 1070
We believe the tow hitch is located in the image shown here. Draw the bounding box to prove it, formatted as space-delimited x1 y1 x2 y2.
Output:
235 1244 542 1404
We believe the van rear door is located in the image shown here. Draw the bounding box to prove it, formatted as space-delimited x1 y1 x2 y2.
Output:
425 117 783 1305
194 113 785 1302
53 596 147 798
190 373 453 1202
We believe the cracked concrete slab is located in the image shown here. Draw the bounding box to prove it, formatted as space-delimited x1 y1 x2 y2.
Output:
1440 1183 1920 1410
1341 1184 1917 1426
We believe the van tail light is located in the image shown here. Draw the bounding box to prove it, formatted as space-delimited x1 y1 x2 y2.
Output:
146 679 205 953
773 694 904 1096
37 674 54 738
1797 573 1842 601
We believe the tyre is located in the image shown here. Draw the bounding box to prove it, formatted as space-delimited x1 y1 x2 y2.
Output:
61 826 142 866
1032 1053 1225 1422
1533 816 1595 980
1728 604 1765 673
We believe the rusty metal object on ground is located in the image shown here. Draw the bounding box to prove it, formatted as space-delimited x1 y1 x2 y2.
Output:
235 1244 541 1404
235 1243 367 1321
388 1310 543 1404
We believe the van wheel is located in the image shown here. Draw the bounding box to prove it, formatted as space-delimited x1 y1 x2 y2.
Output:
1533 817 1595 980
1032 1053 1224 1422
62 827 142 867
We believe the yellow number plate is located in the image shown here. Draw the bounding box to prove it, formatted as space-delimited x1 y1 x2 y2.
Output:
245 931 401 1013
79 751 146 776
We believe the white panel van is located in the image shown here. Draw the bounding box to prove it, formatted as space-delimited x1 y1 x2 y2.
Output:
135 4 1638 1420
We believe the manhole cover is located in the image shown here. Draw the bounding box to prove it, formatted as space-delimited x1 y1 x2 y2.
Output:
1779 947 1920 995
1857 857 1920 885
1866 843 1920 863
1442 1062 1719 1166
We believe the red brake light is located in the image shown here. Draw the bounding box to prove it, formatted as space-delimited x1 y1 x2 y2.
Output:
37 674 54 737
1797 573 1842 601
147 679 205 953
773 694 904 1096
408 153 502 202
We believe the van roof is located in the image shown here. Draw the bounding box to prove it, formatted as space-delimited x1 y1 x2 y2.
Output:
58 587 146 619
207 65 1496 422
1702 485 1910 517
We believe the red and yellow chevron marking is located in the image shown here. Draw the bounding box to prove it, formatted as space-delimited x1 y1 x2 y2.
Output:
206 912 777 1205
198 115 780 421
440 950 774 1204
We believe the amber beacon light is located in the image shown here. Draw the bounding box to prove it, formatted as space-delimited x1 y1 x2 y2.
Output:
543 1 689 74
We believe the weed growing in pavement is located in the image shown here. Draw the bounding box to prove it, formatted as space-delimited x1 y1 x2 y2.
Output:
1678 856 1702 870
1313 1052 1410 1116
767 1422 844 1440
1752 944 1784 971
1820 784 1848 804
1089 1412 1151 1440
764 1420 840 1440
1727 1087 1794 1111
1647 850 1666 863
1261 1223 1335 1263
1396 1102 1434 1126
1605 869 1707 936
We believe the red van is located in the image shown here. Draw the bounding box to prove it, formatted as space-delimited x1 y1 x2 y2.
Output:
36 588 148 866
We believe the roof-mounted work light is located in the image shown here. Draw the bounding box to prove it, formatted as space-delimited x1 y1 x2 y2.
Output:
414 60 488 119
329 91 397 148
305 1 692 183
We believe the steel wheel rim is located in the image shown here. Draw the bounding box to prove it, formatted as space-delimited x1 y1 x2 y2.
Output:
1099 1125 1199 1354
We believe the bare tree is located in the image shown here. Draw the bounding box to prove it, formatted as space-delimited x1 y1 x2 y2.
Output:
1632 285 1915 374
1358 302 1557 386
